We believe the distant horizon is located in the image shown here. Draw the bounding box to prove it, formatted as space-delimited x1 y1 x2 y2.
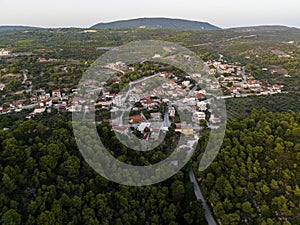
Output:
0 17 299 29
1 0 300 29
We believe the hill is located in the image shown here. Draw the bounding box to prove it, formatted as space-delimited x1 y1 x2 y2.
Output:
0 26 39 31
228 25 294 32
91 17 221 30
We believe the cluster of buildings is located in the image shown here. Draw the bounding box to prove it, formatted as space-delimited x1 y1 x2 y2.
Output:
1 59 230 139
206 60 284 97
0 88 76 118
102 70 220 141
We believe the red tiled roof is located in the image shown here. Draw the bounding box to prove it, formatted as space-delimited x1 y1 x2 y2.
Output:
34 106 44 109
130 115 143 123
112 126 128 132
197 93 205 99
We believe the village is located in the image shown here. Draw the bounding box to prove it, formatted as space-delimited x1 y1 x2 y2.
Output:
206 60 285 97
0 55 285 142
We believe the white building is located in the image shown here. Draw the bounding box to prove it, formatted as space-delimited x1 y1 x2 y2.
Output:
0 49 10 56
169 107 176 117
197 101 207 111
112 95 123 107
0 84 5 91
182 81 190 87
52 90 61 98
137 122 151 133
193 112 206 123
34 106 46 114
40 100 52 108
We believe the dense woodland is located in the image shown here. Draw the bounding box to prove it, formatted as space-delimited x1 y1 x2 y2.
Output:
0 113 206 225
194 110 300 225
1 109 300 224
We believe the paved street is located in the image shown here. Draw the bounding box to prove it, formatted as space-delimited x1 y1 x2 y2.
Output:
189 169 217 225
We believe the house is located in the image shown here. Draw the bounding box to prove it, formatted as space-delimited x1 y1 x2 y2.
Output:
63 88 71 93
273 84 284 92
210 83 220 89
130 115 143 124
40 100 52 107
137 122 151 133
112 94 123 107
182 81 190 87
10 100 24 109
169 107 176 117
112 125 128 134
141 99 156 109
26 113 35 119
197 102 207 111
160 72 173 78
153 88 163 95
194 112 206 123
95 100 112 109
175 124 182 133
52 99 60 104
35 89 47 97
87 105 95 112
210 115 221 124
83 30 97 33
128 66 135 71
34 106 46 114
39 57 47 62
227 87 238 93
181 129 194 135
152 54 161 59
0 84 5 91
39 93 51 101
148 105 158 110
0 109 10 115
30 95 38 102
52 90 61 98
247 80 261 89
196 93 205 100
0 49 10 56
67 104 82 112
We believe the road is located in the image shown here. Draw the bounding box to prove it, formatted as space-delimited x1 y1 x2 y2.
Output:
189 86 197 97
242 66 247 83
161 104 170 129
189 169 217 225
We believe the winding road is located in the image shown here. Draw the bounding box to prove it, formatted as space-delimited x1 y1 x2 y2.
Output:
189 169 218 225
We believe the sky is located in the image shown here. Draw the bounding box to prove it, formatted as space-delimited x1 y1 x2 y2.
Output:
0 0 300 28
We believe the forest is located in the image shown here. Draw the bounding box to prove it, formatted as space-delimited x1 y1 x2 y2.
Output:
194 109 300 225
0 112 206 225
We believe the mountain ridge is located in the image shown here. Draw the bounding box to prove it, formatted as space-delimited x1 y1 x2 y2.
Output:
228 25 299 32
90 17 221 30
0 20 298 32
0 25 40 31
